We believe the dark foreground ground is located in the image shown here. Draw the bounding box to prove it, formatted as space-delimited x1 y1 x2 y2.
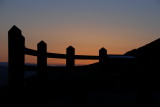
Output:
0 59 160 107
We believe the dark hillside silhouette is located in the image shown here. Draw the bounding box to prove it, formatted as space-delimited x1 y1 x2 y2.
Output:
0 25 160 107
125 38 160 66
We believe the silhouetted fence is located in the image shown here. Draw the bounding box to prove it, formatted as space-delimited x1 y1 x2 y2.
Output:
8 25 136 91
8 25 110 89
8 25 154 106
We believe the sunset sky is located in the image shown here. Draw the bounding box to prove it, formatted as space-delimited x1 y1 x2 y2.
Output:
0 0 160 65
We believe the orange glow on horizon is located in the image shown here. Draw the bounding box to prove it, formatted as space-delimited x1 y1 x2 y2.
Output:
25 55 98 66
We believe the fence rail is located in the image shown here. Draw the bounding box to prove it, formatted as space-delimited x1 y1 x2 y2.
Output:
25 47 100 59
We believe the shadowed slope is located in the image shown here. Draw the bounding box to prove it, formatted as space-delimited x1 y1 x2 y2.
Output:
125 38 160 58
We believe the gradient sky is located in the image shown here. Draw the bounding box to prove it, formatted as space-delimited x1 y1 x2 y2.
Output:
0 0 160 65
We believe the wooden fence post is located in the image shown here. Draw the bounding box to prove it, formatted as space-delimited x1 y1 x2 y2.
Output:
99 47 108 64
37 41 47 81
8 25 25 92
66 46 75 71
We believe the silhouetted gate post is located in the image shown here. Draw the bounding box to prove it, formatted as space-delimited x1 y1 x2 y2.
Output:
8 25 25 93
66 46 75 71
99 47 108 64
99 47 108 73
37 41 47 82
